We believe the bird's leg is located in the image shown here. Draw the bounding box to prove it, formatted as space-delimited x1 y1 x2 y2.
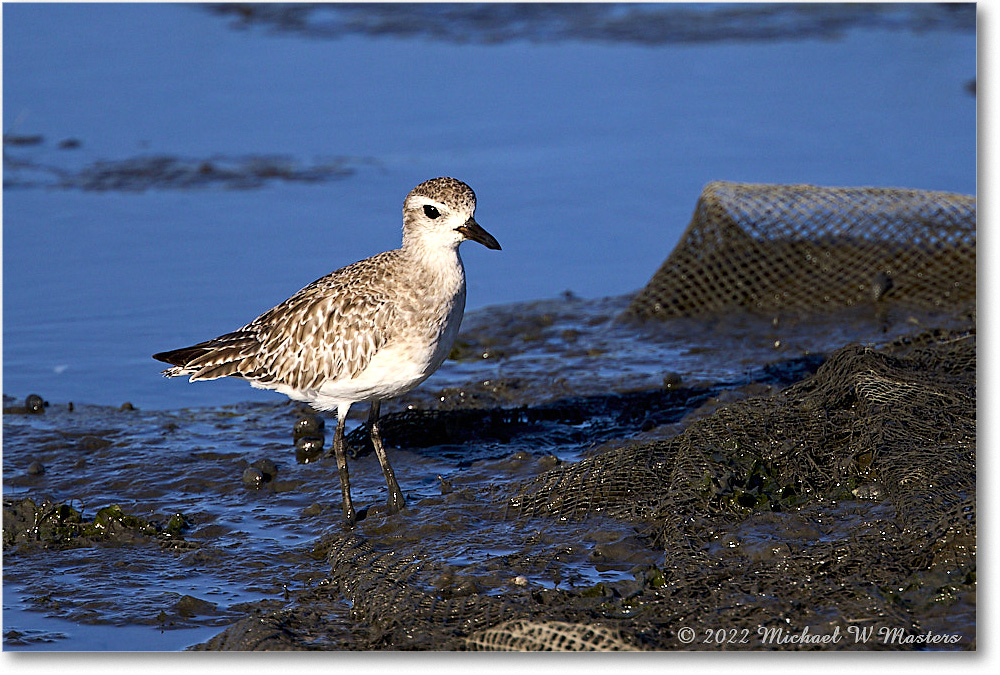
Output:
368 400 405 514
331 411 356 526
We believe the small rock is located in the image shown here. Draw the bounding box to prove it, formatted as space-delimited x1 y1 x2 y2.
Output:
295 436 325 464
164 513 187 535
434 571 479 598
26 461 45 476
250 458 278 481
662 372 683 389
25 394 45 414
538 454 561 469
293 415 325 439
242 467 265 489
119 402 136 411
174 595 218 618
77 436 113 452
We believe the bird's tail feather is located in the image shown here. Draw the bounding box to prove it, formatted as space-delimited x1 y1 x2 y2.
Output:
153 331 259 381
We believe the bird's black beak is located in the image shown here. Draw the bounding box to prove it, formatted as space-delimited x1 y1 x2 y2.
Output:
456 217 501 250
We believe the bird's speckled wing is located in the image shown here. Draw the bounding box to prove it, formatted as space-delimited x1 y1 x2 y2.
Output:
155 251 400 391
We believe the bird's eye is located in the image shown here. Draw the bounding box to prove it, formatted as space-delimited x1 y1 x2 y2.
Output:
423 205 440 219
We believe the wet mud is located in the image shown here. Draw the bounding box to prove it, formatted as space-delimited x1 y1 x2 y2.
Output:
3 294 975 650
2 147 374 192
203 3 975 45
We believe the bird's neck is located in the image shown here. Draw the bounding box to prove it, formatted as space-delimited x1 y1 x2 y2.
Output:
400 239 466 289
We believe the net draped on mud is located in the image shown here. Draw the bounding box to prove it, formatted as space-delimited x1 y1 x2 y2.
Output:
198 325 975 650
198 182 975 650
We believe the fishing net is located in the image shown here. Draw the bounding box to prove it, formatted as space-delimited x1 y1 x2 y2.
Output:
625 181 976 318
196 182 975 651
195 324 974 651
465 620 644 651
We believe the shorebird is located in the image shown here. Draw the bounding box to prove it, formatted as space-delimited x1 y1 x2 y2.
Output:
153 177 501 524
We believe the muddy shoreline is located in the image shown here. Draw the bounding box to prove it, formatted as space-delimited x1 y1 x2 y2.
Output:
3 294 975 650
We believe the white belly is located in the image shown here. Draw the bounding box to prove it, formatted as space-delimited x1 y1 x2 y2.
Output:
312 341 443 409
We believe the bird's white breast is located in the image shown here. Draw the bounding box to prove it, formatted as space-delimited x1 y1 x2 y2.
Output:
289 246 468 412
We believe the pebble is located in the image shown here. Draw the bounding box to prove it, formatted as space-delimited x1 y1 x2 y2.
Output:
538 454 561 469
174 594 218 618
77 436 113 452
25 394 45 414
293 415 325 439
241 467 265 489
250 458 278 481
26 461 45 476
662 372 683 389
295 436 325 464
293 415 326 464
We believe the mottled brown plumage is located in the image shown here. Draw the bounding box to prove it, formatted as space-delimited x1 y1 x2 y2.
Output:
153 177 500 525
156 252 401 390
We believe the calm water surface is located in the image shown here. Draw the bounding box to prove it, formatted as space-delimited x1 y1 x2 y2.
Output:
1 2 976 653
2 2 975 410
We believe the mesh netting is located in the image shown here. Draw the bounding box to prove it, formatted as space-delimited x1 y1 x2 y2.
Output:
465 620 644 651
195 184 975 651
198 326 968 651
501 327 976 648
511 328 975 549
625 181 976 318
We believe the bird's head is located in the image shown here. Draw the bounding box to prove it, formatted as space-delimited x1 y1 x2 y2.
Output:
402 177 501 252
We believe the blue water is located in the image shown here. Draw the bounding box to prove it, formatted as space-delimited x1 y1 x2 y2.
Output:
2 583 222 651
2 3 975 413
0 3 979 655
3 4 976 409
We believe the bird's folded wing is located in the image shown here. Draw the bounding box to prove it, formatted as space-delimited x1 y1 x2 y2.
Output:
156 256 398 390
247 277 395 390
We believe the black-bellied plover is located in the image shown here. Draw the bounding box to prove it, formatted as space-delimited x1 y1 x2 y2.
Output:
153 177 501 524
